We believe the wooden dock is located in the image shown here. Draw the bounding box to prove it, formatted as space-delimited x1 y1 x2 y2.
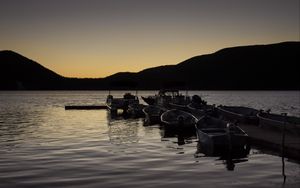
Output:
239 123 300 161
65 105 107 110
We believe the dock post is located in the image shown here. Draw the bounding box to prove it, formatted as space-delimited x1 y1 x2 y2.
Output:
281 113 287 183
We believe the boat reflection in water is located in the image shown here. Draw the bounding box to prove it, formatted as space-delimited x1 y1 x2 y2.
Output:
194 115 250 171
107 112 140 145
195 140 250 171
160 125 196 146
161 123 250 171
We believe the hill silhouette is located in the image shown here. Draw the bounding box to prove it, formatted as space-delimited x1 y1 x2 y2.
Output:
104 41 299 90
0 50 64 89
0 50 106 90
0 41 299 90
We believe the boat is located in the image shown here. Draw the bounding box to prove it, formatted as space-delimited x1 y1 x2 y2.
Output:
217 105 259 124
141 96 156 105
187 95 208 109
106 93 139 115
187 94 212 111
161 126 196 146
141 89 191 108
195 116 250 156
257 111 300 134
187 103 211 111
159 89 191 108
161 109 198 130
127 103 146 118
187 103 217 118
168 102 190 112
195 141 250 171
186 95 218 117
160 125 196 139
142 105 166 125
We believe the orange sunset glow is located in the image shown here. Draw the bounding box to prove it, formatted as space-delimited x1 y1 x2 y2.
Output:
1 0 299 78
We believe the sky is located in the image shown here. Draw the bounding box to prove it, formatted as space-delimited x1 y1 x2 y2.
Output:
0 0 299 78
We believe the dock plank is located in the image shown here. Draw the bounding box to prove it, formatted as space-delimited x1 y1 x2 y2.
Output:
239 123 300 161
65 105 107 110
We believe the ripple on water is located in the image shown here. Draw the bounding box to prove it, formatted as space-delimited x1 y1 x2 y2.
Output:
0 91 300 188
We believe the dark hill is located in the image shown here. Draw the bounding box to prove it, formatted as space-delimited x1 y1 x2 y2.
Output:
0 50 108 90
0 41 299 90
176 41 300 89
0 50 65 89
105 41 300 90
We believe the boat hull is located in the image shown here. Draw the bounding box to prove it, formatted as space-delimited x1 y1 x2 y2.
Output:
143 105 166 125
141 96 156 105
195 116 250 156
161 109 198 130
127 104 145 118
106 94 139 115
144 114 161 125
257 112 300 134
217 106 259 124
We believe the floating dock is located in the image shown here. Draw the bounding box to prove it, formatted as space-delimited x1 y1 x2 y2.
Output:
239 123 300 161
65 105 107 110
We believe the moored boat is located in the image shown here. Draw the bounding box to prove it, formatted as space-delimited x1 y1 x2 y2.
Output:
186 95 217 117
168 102 190 111
195 116 250 156
257 111 300 134
161 109 198 130
217 105 259 124
141 96 156 105
106 93 139 115
127 103 146 118
142 89 190 108
187 103 210 111
187 95 208 110
142 105 166 125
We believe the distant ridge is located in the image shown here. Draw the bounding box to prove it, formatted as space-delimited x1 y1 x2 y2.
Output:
104 41 300 90
0 50 64 89
1 41 299 90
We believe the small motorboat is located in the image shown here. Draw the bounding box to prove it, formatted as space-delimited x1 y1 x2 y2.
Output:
257 111 300 134
187 95 208 110
186 95 216 118
142 105 166 125
161 109 198 130
195 116 250 156
217 105 259 124
106 93 139 115
168 102 190 111
142 89 190 108
127 103 146 118
141 96 156 105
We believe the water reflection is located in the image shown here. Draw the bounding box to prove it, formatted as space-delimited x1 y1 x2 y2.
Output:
1 91 300 187
159 124 250 171
160 126 196 146
107 113 141 144
0 105 47 150
195 141 250 171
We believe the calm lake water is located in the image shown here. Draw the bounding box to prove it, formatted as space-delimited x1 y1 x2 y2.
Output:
0 91 299 188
